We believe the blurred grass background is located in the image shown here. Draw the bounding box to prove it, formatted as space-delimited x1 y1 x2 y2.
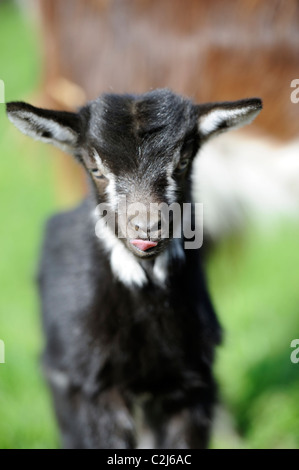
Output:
0 0 59 448
0 1 299 449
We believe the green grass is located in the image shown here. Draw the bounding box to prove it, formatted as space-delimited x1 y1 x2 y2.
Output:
1 1 299 449
0 1 59 448
209 223 299 448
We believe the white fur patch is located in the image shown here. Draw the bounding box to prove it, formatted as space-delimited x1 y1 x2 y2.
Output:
166 161 177 204
110 240 148 288
105 175 118 210
93 149 118 210
93 209 177 288
7 110 77 153
94 213 147 288
93 148 105 172
198 107 260 137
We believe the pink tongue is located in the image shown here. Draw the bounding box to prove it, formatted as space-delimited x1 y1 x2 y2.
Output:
131 239 158 251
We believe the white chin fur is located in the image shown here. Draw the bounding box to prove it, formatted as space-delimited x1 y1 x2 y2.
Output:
94 213 147 288
92 209 186 288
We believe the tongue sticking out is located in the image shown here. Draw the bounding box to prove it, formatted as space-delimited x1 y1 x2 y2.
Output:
130 239 158 251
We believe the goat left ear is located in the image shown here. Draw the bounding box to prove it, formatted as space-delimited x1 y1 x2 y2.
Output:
6 101 81 154
197 98 262 139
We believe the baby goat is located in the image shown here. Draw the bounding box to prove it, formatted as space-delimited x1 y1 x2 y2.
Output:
6 89 261 449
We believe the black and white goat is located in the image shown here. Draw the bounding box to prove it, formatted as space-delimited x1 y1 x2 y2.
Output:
6 89 262 449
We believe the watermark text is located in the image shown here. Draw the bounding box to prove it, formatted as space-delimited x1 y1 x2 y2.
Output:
95 199 203 250
290 339 299 364
290 79 299 103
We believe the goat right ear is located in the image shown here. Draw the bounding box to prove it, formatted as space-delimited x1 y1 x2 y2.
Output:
197 98 262 140
6 101 81 154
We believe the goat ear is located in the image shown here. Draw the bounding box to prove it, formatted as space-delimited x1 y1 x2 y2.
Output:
197 98 262 140
6 101 81 153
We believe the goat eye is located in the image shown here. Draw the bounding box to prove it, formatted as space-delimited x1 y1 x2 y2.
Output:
175 158 189 173
90 168 104 179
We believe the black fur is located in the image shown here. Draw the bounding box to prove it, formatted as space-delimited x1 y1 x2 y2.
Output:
6 89 262 448
38 199 221 448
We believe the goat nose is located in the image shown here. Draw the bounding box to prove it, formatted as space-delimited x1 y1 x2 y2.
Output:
128 213 161 239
